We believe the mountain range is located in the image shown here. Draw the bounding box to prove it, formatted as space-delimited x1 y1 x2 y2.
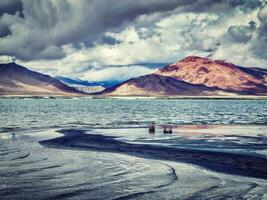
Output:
55 76 105 94
1 56 267 96
54 76 120 94
100 56 267 96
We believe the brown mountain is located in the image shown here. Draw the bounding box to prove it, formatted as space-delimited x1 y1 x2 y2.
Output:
100 74 223 96
155 56 267 95
101 56 267 96
0 62 83 96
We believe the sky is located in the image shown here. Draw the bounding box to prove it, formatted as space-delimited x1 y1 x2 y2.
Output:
0 0 267 82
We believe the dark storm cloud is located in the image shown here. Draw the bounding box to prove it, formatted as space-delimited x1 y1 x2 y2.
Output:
227 21 256 43
0 0 22 16
251 4 267 59
0 0 193 61
177 0 262 13
0 0 22 38
0 20 10 37
0 0 265 62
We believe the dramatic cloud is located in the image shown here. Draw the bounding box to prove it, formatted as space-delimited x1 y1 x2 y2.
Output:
251 3 267 59
0 0 190 61
227 21 256 43
0 0 267 81
0 0 22 16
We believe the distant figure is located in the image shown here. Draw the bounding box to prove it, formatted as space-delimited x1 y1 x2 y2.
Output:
149 124 155 134
163 126 172 134
163 127 167 134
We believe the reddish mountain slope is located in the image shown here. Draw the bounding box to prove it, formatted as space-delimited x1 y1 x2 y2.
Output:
154 56 267 94
100 74 223 96
101 56 267 96
0 62 83 96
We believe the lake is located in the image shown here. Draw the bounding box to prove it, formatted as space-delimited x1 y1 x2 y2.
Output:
1 98 267 131
0 98 267 199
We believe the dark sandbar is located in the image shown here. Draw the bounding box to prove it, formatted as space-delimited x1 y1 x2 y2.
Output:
40 129 267 180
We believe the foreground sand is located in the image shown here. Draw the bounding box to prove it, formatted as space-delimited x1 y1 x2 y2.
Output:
1 126 267 199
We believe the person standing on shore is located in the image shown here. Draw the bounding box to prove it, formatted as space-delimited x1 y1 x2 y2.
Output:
149 124 155 134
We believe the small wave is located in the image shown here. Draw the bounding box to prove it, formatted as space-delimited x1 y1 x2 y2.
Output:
10 152 30 160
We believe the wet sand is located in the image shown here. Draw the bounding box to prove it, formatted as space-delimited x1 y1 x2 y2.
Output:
1 126 267 199
40 128 267 180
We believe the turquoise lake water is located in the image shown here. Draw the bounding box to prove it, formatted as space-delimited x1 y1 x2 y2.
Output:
1 98 267 131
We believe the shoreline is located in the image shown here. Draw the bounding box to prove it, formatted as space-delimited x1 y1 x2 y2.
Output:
1 94 267 100
40 128 267 180
4 127 267 199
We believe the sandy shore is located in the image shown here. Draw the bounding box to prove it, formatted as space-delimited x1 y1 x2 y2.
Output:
1 127 267 199
40 128 267 180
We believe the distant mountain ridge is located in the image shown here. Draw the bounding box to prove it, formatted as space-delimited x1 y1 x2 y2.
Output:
100 56 267 96
55 76 120 88
55 76 101 87
54 76 119 93
0 63 83 96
